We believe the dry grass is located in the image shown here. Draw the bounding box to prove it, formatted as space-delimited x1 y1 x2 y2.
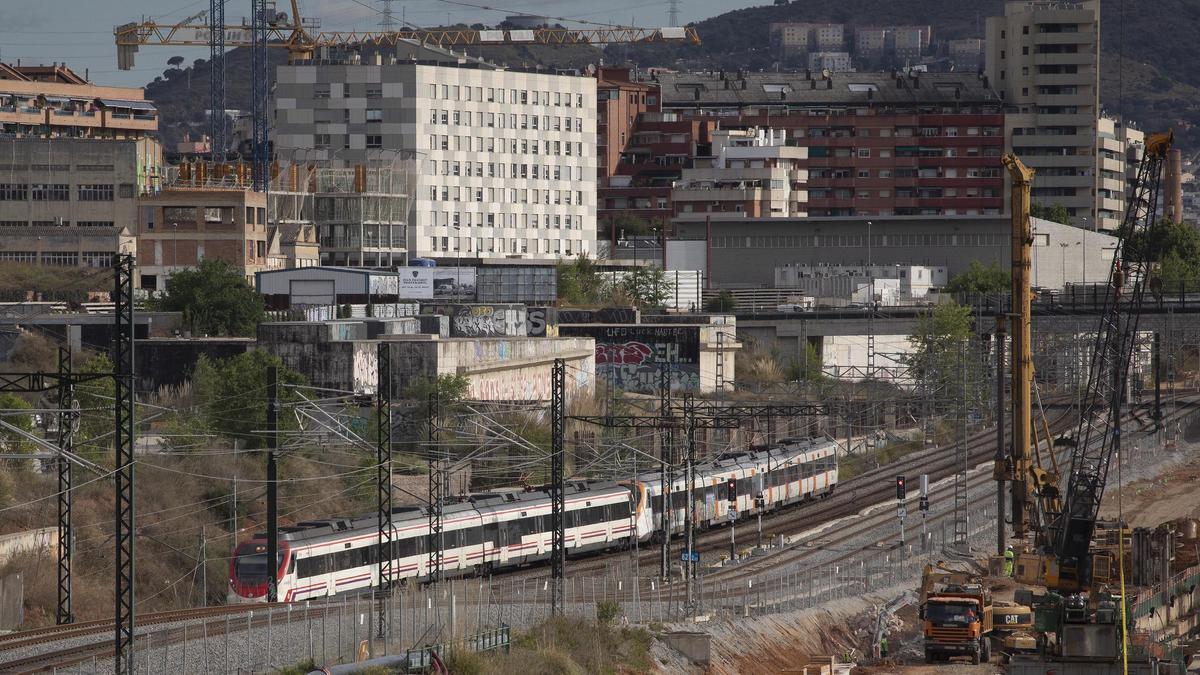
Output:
444 616 653 675
0 449 378 627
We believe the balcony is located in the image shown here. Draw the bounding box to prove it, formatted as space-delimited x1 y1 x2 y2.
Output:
1034 31 1095 46
1013 133 1091 148
0 107 44 125
1034 113 1096 127
1033 52 1095 67
102 111 158 132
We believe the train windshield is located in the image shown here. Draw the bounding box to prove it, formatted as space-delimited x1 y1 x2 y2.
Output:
234 545 282 581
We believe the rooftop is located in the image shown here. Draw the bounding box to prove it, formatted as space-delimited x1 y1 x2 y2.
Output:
650 70 1002 107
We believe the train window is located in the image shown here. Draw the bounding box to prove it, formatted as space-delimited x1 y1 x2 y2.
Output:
297 555 326 579
650 494 663 513
483 522 499 544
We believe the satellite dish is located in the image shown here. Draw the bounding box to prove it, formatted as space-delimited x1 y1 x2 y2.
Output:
822 68 831 80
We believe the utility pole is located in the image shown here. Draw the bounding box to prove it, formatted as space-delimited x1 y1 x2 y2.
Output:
658 364 672 582
1153 332 1162 426
266 366 279 603
375 343 393 639
726 476 737 561
550 359 566 614
994 316 1007 554
683 395 697 611
55 347 74 625
427 390 443 584
112 254 136 675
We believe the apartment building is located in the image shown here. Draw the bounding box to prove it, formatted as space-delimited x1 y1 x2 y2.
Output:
1097 115 1144 230
0 64 163 268
808 52 854 74
771 23 846 55
949 39 985 71
136 186 269 291
651 70 1005 217
672 128 809 220
274 43 597 262
985 0 1102 226
594 67 716 240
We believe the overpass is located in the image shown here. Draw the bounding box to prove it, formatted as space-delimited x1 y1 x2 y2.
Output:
736 296 1200 369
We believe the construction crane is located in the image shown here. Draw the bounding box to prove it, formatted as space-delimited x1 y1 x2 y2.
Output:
115 1 699 191
1046 130 1173 592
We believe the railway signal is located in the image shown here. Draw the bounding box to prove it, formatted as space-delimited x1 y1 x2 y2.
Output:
896 475 907 545
919 474 930 551
896 475 907 501
726 477 737 504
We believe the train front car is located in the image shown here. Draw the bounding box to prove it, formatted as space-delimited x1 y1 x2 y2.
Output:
228 538 290 603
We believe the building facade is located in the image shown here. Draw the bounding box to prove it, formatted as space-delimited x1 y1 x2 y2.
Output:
0 63 163 269
1096 116 1144 229
650 70 1005 217
672 128 809 220
986 0 1102 226
274 45 597 263
136 187 269 291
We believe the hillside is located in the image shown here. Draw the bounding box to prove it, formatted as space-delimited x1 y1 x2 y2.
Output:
143 2 1200 151
621 0 1200 148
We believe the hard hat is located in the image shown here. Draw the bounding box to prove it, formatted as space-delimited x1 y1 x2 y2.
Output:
1006 545 1013 550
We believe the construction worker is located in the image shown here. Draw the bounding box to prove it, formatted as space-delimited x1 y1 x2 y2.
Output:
1004 545 1015 577
880 636 889 658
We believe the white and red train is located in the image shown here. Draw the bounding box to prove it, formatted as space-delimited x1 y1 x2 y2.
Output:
229 437 838 602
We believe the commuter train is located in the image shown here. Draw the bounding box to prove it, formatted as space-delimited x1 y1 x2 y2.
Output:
229 437 838 602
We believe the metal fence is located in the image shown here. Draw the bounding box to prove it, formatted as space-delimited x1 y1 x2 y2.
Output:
56 504 999 673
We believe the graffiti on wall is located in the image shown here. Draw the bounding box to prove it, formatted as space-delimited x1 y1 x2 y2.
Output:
590 326 700 394
421 304 526 337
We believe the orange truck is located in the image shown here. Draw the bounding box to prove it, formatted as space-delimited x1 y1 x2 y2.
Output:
920 567 994 664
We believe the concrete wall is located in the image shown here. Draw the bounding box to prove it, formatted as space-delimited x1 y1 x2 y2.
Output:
0 572 21 630
135 338 254 391
0 527 56 563
390 337 595 400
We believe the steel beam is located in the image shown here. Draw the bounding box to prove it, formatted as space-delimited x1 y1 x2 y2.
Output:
55 348 74 625
375 342 393 638
550 359 566 614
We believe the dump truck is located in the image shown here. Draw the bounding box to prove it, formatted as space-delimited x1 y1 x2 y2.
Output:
920 565 994 664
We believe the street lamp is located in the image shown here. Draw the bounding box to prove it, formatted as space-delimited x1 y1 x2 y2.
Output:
1059 242 1067 289
452 222 462 298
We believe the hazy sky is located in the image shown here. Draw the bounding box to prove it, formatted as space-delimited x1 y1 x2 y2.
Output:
1 0 749 88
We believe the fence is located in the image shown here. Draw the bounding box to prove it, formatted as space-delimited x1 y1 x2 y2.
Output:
55 502 999 673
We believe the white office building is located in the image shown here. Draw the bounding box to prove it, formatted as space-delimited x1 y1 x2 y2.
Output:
274 44 597 262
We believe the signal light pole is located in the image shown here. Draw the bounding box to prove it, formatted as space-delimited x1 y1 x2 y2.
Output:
896 475 907 545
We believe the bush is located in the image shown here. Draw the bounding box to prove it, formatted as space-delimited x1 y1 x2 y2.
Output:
596 599 622 625
704 290 737 312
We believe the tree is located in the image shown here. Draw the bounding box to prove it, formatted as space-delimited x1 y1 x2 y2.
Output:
167 55 185 68
945 260 1010 295
0 393 33 455
906 301 977 394
1030 202 1071 225
787 342 824 383
1122 218 1200 290
192 350 306 447
154 259 265 337
75 353 115 457
556 255 612 306
704 290 737 313
620 267 674 309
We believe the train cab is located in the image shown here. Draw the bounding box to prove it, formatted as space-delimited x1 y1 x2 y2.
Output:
228 538 290 603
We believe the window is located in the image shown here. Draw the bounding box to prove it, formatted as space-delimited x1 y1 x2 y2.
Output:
856 148 870 158
77 184 114 201
77 220 114 228
366 109 383 122
316 134 331 148
0 184 27 200
32 184 69 201
314 85 330 100
367 86 382 99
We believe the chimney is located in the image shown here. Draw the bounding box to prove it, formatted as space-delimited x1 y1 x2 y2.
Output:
1166 148 1184 222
